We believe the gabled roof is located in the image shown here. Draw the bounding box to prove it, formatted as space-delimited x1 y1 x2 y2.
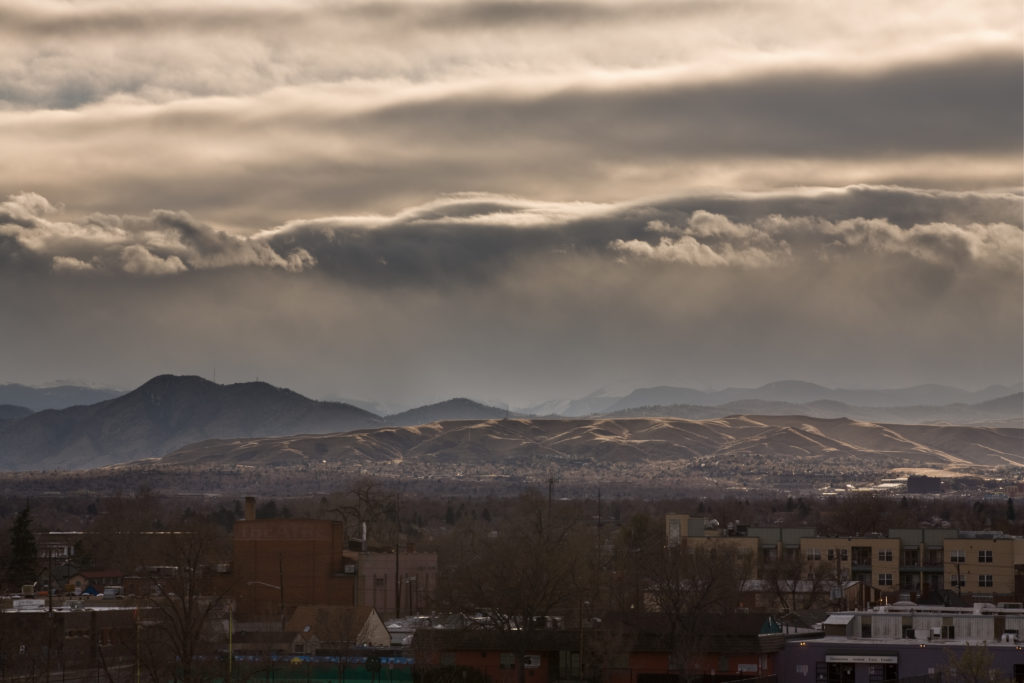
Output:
823 614 855 625
285 605 379 645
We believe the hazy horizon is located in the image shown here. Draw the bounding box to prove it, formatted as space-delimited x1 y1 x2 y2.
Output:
2 1 1021 409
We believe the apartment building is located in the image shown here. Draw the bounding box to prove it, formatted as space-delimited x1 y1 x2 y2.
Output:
664 515 1024 603
665 514 760 559
799 536 900 591
944 532 1024 601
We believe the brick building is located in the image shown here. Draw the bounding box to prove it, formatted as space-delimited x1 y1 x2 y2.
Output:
230 501 436 620
355 550 437 618
232 517 355 619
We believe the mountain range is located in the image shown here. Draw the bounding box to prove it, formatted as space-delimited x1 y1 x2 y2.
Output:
528 380 1024 416
0 382 123 411
0 374 1019 472
0 375 380 470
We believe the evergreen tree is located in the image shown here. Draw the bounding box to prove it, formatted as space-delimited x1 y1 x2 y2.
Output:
7 505 37 589
1008 498 1016 522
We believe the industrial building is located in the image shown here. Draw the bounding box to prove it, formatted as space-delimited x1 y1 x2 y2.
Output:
778 603 1024 682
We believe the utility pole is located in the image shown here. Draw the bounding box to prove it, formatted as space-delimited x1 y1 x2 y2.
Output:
394 493 401 618
278 554 286 630
47 547 53 613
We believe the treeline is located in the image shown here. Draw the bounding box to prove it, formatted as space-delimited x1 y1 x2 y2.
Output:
0 477 1020 590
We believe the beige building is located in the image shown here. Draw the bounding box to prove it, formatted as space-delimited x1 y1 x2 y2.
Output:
943 533 1024 600
798 536 900 593
665 514 760 575
664 515 1024 604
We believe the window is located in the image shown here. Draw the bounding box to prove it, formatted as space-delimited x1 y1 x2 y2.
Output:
374 576 386 587
668 519 682 546
440 654 456 667
827 549 835 561
807 548 821 561
840 549 849 561
951 575 965 587
878 573 893 586
978 575 993 587
950 550 965 563
500 653 516 670
978 550 993 563
558 651 579 676
878 550 893 562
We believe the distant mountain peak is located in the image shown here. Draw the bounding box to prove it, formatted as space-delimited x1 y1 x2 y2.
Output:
0 374 382 471
757 380 827 390
385 397 508 426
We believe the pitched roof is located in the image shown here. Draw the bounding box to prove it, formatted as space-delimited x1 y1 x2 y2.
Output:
285 605 378 645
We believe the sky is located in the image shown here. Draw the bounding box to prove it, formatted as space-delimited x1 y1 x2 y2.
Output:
1 0 1022 410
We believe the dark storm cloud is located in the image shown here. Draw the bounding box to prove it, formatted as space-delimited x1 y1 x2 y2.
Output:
359 50 1022 159
4 186 1019 284
261 186 1023 284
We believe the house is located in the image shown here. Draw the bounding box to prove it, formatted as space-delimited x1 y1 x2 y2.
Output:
232 605 389 657
285 605 390 653
68 569 123 595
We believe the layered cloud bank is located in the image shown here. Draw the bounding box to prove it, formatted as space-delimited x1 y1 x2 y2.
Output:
3 187 1021 281
1 193 315 275
2 186 1020 404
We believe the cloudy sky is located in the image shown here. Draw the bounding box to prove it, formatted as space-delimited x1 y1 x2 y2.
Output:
1 0 1021 410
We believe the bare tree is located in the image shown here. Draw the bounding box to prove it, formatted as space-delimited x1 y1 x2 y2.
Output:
944 644 1011 683
437 491 589 683
136 518 232 683
759 554 835 613
643 542 754 680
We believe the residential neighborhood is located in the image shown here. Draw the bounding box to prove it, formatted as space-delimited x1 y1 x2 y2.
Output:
1 492 1022 682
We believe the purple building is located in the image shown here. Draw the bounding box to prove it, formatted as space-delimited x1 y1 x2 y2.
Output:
778 603 1024 682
